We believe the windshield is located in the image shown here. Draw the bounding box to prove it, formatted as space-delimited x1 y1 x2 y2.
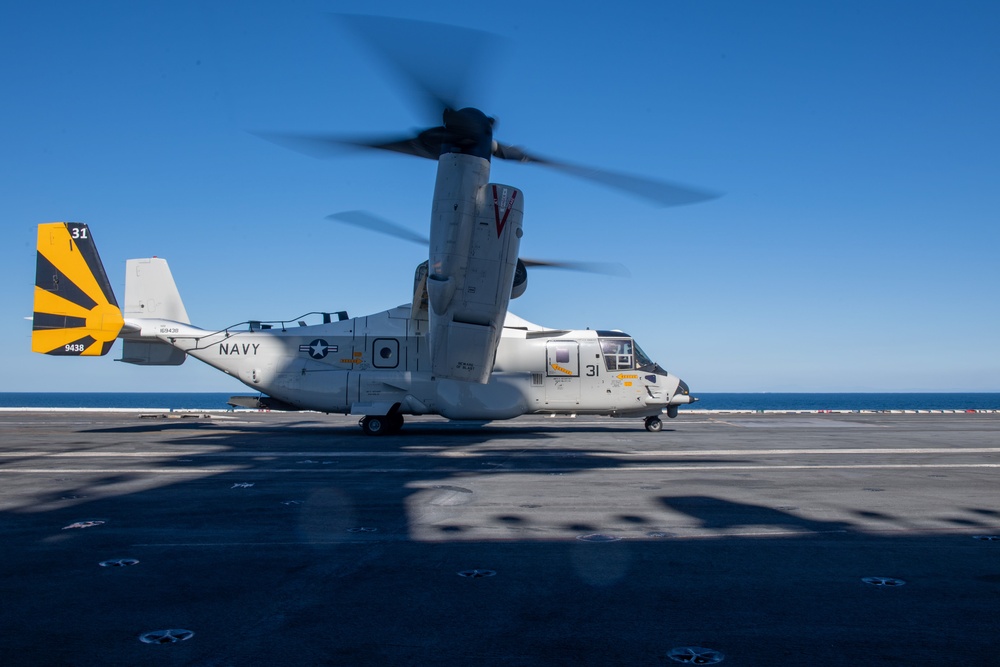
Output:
600 337 633 371
633 342 657 370
600 337 663 373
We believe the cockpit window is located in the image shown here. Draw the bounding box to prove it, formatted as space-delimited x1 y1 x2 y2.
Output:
600 338 633 371
633 342 656 371
600 337 662 373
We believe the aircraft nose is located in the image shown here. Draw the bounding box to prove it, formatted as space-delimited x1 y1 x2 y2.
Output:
669 379 698 406
665 378 697 418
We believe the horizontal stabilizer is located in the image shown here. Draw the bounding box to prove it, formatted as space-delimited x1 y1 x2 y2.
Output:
32 222 123 356
120 340 186 366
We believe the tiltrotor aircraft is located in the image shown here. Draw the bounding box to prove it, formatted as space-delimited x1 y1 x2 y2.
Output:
30 16 712 434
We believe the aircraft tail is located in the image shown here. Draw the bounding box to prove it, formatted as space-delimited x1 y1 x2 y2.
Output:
124 258 190 324
119 257 190 366
32 222 124 356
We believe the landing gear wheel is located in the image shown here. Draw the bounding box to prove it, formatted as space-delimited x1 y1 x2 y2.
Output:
360 414 403 435
360 415 386 435
644 416 663 432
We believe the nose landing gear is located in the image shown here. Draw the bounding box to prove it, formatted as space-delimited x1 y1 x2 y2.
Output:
644 415 663 432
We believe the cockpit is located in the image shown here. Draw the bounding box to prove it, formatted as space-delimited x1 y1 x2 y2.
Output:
598 335 666 374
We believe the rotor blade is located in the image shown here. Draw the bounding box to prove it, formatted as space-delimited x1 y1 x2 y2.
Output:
253 130 442 160
354 133 443 160
327 211 429 246
328 211 629 277
335 14 506 122
494 143 720 207
520 259 631 278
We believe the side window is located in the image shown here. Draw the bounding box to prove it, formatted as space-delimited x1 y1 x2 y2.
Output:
546 341 580 377
600 338 634 371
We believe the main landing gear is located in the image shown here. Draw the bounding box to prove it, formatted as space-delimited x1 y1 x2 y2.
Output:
644 416 663 432
359 414 404 435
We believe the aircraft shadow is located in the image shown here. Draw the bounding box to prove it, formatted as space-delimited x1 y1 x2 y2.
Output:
2 414 999 665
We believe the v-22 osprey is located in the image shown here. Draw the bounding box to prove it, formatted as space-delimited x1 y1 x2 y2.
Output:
31 17 709 433
31 212 695 434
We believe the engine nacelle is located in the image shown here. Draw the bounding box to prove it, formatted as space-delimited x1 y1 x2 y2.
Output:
426 154 524 383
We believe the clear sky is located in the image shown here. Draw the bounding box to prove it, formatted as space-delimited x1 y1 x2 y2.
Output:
3 1 998 393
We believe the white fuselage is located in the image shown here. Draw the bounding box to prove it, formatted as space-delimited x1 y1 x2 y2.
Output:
127 306 691 421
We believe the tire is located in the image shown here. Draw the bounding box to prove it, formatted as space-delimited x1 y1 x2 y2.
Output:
644 416 663 432
361 416 385 435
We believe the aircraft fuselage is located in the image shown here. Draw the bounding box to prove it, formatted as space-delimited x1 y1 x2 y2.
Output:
134 306 693 422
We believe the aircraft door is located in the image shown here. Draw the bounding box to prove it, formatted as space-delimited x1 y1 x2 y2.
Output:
546 341 580 377
545 341 580 403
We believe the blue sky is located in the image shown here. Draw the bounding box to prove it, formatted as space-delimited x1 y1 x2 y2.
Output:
3 1 998 393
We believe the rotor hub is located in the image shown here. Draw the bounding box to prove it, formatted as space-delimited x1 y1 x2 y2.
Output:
439 107 494 160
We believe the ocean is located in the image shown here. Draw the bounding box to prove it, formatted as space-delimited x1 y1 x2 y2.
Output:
1 392 998 412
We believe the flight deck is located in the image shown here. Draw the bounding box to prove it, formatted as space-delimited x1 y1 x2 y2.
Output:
1 410 998 665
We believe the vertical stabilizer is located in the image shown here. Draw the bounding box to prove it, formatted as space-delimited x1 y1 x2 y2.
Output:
124 258 189 324
32 222 123 356
120 258 190 366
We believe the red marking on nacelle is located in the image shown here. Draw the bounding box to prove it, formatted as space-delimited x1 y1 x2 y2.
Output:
492 185 518 237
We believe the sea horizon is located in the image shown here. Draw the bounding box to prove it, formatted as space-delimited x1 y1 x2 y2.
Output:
1 392 998 412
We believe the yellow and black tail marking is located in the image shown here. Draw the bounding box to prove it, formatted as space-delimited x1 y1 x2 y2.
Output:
32 222 123 356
